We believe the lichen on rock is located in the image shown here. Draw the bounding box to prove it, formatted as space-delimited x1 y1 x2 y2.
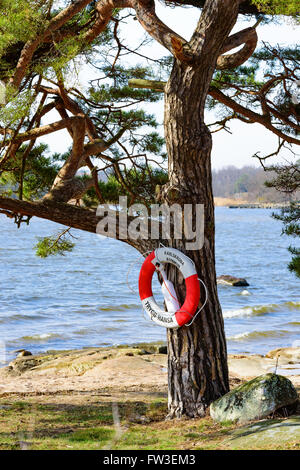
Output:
210 373 298 424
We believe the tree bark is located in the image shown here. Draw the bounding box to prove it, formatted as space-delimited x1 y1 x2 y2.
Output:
0 196 167 253
160 1 241 416
164 0 262 15
163 68 229 418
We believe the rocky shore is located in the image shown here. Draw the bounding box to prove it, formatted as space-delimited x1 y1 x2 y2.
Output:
1 343 299 396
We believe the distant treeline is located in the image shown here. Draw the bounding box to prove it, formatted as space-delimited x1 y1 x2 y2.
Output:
212 165 297 203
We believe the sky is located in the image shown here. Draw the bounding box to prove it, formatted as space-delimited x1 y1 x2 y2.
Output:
40 3 300 170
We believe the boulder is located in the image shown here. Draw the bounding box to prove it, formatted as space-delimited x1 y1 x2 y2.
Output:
9 356 39 373
227 417 300 449
210 373 298 424
17 350 32 358
137 349 152 355
217 275 249 287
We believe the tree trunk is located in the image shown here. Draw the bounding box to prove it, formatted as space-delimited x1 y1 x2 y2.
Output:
0 0 243 420
162 57 229 418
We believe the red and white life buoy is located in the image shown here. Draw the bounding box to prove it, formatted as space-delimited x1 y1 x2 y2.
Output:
138 247 200 328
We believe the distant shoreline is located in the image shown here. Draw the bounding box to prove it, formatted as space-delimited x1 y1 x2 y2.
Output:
214 197 290 208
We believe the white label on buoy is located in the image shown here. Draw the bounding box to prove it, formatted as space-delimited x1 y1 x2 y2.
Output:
142 296 179 328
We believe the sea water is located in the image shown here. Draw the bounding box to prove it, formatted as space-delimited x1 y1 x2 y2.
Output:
0 207 299 364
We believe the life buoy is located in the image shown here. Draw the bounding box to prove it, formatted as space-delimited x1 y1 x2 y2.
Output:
138 247 200 328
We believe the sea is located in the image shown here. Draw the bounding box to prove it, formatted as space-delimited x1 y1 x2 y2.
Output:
0 207 299 365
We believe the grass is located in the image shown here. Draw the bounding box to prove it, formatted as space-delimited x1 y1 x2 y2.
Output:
0 395 233 450
0 394 299 450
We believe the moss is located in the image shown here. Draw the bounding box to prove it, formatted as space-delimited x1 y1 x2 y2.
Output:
210 374 298 424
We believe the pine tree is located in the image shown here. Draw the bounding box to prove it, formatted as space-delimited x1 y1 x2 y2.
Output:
0 0 299 418
265 161 300 278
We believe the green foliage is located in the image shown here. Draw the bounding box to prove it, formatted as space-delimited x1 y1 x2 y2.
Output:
212 66 260 90
35 232 75 258
274 203 300 278
100 108 158 130
138 132 165 154
273 203 300 237
287 247 300 278
80 64 166 199
0 1 114 83
0 8 167 261
35 35 87 78
83 167 168 207
267 162 300 278
89 65 163 105
252 47 300 63
0 88 34 127
0 143 58 199
0 0 47 58
265 162 300 194
251 0 300 17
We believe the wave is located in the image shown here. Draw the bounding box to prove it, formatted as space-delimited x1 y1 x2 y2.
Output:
228 329 292 342
17 333 63 343
73 328 93 336
223 301 300 319
98 303 140 312
0 313 46 324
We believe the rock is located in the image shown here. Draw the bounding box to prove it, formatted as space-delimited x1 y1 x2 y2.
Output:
266 347 300 363
217 275 249 287
228 354 272 379
210 373 298 424
16 350 32 358
0 366 16 378
137 349 152 355
227 417 300 449
129 414 151 424
9 356 39 373
158 345 168 354
240 290 250 296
